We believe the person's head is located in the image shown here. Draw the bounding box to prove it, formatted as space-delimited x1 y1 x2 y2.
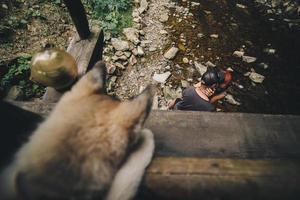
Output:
201 68 221 89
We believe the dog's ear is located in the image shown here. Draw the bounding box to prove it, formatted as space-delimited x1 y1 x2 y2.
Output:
68 61 107 97
115 86 154 142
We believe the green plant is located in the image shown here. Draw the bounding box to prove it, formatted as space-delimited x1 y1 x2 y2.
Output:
84 0 132 35
0 55 45 100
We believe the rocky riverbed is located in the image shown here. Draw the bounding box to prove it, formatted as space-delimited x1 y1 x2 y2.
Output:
103 0 300 114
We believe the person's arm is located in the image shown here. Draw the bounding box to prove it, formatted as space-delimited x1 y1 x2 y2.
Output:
210 92 226 103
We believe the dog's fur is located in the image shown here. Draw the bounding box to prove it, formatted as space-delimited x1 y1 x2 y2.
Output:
0 61 155 200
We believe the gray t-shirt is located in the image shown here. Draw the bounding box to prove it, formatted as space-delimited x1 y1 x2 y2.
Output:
175 86 215 111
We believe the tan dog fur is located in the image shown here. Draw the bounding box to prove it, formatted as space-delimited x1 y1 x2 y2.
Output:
0 61 155 200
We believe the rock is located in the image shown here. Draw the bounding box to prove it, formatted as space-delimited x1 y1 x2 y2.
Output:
111 38 130 51
159 30 168 35
194 61 207 75
263 48 276 55
225 94 241 105
163 86 182 100
236 3 247 9
123 28 140 45
106 63 116 74
210 34 219 38
115 51 123 57
249 72 265 83
197 33 204 38
137 46 145 56
153 72 171 83
159 13 169 22
258 62 269 69
149 47 157 52
233 50 244 58
118 55 128 61
5 86 24 100
152 95 159 110
132 48 138 56
115 62 125 70
182 57 189 63
107 76 117 91
205 61 216 67
191 2 200 7
242 55 257 63
181 80 190 88
138 0 148 13
164 47 179 60
124 51 132 58
129 55 137 66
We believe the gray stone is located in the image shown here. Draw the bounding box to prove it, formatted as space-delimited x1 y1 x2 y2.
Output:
153 72 171 83
123 28 140 45
183 57 189 63
115 62 125 70
233 50 244 58
205 61 216 67
181 80 190 88
137 46 145 56
164 47 179 60
249 72 265 83
107 76 117 91
111 38 130 51
129 55 137 66
106 63 116 74
159 13 169 22
242 55 257 63
138 0 148 13
163 86 182 100
194 61 207 75
5 86 24 100
225 94 241 105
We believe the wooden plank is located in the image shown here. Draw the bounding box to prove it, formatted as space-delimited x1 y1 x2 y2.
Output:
43 26 104 102
146 110 300 159
63 0 90 39
8 101 300 159
139 157 300 200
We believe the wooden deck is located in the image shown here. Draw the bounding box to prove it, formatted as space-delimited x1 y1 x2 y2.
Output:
2 101 300 199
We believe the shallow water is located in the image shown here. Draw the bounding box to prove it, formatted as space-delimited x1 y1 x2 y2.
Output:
166 0 300 114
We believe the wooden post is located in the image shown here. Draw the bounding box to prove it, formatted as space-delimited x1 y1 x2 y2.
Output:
63 0 91 39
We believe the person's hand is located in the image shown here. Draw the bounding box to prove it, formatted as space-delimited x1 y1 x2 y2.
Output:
204 88 215 97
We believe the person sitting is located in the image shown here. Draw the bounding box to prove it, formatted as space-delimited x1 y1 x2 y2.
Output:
168 68 232 111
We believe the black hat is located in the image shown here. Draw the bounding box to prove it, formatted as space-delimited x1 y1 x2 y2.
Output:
201 68 225 86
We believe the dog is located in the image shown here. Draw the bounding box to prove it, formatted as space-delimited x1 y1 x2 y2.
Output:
0 61 155 200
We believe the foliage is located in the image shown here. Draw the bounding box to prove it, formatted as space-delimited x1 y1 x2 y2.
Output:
0 55 45 100
84 0 132 35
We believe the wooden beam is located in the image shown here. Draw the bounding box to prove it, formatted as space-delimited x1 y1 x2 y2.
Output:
63 0 90 39
2 101 300 199
42 26 104 103
8 101 300 159
139 157 300 200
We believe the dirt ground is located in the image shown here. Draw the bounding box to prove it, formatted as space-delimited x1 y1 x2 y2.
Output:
0 0 74 61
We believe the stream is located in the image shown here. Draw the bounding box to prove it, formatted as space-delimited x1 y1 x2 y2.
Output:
165 0 300 114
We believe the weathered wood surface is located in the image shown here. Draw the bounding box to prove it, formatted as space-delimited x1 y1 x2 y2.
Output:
63 0 90 39
139 157 300 200
3 101 300 199
8 101 300 159
43 26 104 103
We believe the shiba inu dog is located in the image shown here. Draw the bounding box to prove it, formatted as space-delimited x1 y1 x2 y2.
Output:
0 61 155 200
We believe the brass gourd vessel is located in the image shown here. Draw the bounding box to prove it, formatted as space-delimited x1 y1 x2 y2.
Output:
30 49 78 90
